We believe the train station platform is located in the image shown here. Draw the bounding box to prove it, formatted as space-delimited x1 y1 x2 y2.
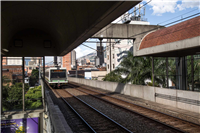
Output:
68 78 200 125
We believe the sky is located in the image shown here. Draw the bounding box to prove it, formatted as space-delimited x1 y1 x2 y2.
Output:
45 0 200 63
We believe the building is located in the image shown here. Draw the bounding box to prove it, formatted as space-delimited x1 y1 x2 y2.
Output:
71 50 76 67
7 57 22 65
62 50 76 72
81 59 86 66
2 57 7 65
106 11 149 73
96 43 104 66
2 65 23 85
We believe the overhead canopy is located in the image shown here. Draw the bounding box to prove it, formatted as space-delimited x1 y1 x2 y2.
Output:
1 1 141 57
135 16 200 57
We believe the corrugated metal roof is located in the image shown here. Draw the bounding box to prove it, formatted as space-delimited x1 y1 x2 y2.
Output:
139 16 200 50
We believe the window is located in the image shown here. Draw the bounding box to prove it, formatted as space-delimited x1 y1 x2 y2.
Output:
108 64 109 69
112 45 114 49
113 54 114 59
51 70 66 78
113 64 115 69
107 55 109 60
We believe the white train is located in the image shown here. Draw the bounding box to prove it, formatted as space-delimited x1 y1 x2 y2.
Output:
45 67 68 88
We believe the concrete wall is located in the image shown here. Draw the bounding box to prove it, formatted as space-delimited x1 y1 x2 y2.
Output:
45 90 72 133
91 71 107 78
68 77 200 114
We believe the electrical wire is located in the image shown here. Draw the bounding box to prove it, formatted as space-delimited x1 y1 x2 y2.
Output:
157 8 199 25
97 0 152 35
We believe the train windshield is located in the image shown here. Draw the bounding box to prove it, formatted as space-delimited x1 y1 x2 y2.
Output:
51 70 66 78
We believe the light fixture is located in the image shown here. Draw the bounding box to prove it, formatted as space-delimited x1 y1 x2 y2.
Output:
2 48 9 52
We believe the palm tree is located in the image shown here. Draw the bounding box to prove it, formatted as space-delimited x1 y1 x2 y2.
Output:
114 52 152 85
105 51 168 86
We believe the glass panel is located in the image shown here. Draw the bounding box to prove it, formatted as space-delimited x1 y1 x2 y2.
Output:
2 57 23 111
194 55 200 92
154 57 167 87
51 70 66 78
186 56 192 91
168 57 179 89
25 57 43 110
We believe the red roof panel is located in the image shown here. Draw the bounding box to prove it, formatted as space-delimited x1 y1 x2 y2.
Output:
139 16 200 50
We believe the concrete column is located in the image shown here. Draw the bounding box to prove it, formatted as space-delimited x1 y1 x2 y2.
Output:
166 57 169 88
1 56 3 113
39 59 41 85
175 57 180 89
43 56 46 110
22 57 25 111
176 57 187 90
109 39 111 72
152 57 154 86
191 56 194 91
181 56 187 90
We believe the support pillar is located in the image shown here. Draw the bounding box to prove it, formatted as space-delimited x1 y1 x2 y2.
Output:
181 57 187 90
39 59 41 85
99 38 103 55
191 56 194 91
76 60 78 78
1 56 3 113
109 39 111 72
176 57 187 90
22 57 25 111
43 56 46 110
152 57 154 86
166 57 169 88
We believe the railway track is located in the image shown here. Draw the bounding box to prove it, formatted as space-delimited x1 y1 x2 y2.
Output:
67 82 200 133
46 81 132 133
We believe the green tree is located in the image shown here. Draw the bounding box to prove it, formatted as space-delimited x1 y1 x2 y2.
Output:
25 86 42 109
31 69 39 79
2 76 11 84
2 83 30 111
29 69 39 86
113 52 152 85
103 51 167 86
103 71 123 82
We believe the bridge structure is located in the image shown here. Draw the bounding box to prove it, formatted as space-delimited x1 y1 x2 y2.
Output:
1 1 200 132
1 1 141 132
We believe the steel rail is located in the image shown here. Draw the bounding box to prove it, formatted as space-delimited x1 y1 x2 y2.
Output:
67 83 188 133
62 89 133 133
68 82 200 126
45 81 96 133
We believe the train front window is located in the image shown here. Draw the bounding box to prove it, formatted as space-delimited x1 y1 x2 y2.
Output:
51 70 66 78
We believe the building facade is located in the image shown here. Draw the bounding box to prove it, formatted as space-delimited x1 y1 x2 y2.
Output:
62 50 76 72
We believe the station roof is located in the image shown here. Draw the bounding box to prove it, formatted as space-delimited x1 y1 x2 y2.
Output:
1 1 140 57
135 16 200 57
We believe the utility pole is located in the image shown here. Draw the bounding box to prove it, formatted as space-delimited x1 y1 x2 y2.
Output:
76 60 78 78
152 57 154 86
1 56 2 113
39 58 41 85
99 38 103 55
110 39 111 72
54 56 57 66
22 57 25 111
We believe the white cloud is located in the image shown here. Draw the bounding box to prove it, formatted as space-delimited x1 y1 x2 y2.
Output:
177 0 200 11
74 46 94 58
144 0 178 16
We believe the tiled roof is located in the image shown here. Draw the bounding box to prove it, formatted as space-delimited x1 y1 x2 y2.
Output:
139 16 200 50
